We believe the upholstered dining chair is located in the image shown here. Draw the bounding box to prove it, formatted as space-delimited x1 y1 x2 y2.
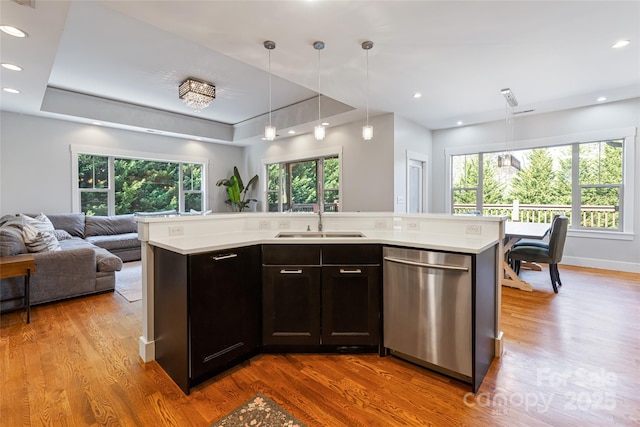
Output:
508 215 569 293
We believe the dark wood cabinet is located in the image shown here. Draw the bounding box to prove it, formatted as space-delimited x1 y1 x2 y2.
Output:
262 266 321 346
154 245 261 394
262 244 380 350
321 265 379 346
321 245 381 347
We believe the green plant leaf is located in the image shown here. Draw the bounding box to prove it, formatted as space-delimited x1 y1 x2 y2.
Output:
233 167 245 193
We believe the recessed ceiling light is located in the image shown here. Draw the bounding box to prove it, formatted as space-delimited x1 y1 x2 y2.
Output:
597 96 607 102
321 122 329 126
2 87 20 94
288 130 296 134
0 25 28 38
195 137 202 141
456 121 463 126
413 92 422 98
1 63 22 71
611 40 630 49
92 121 102 126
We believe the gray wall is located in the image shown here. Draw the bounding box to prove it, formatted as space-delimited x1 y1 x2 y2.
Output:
0 111 244 216
432 98 640 272
245 113 396 212
393 115 433 213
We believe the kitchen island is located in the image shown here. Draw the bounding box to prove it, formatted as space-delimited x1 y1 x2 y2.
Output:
136 212 505 393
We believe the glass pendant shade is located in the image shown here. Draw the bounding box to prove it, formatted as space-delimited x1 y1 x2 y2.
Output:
264 125 276 141
362 125 373 140
314 125 326 140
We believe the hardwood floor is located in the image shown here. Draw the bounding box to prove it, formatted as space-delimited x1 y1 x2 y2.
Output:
1 265 639 426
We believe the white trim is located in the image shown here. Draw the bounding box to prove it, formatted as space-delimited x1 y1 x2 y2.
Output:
261 146 343 213
406 150 429 213
444 127 636 233
561 257 640 274
568 230 634 240
70 144 210 213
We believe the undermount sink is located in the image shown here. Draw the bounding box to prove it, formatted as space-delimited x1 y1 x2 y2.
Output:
275 231 365 238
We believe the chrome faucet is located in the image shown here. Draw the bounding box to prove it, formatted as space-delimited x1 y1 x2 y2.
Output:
318 205 323 231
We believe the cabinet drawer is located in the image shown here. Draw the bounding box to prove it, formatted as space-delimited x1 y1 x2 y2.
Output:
262 244 321 265
322 244 381 265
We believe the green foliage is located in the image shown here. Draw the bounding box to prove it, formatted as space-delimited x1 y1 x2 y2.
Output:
508 149 556 204
216 166 259 211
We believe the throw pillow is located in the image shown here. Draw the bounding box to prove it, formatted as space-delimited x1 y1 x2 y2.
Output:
0 225 28 256
53 229 73 241
20 213 56 234
22 223 61 252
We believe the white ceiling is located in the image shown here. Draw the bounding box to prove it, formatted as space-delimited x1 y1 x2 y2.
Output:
1 0 639 145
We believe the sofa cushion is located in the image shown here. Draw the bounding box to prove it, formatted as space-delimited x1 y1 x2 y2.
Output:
46 213 86 238
85 232 140 251
22 223 61 252
0 225 27 256
94 247 124 272
85 214 136 237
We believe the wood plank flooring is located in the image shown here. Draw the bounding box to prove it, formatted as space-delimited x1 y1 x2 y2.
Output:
1 264 639 426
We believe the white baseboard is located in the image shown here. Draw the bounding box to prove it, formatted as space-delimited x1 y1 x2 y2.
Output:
139 336 156 363
561 256 640 274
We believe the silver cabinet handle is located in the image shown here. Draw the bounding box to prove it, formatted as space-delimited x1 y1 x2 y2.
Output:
211 253 238 261
383 256 469 272
339 268 362 274
280 269 303 274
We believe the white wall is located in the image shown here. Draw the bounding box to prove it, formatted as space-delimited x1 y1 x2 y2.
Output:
431 98 640 272
245 113 396 212
393 115 433 213
0 111 244 216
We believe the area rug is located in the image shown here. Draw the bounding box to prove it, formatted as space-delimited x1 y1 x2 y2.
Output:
211 393 307 427
115 261 142 302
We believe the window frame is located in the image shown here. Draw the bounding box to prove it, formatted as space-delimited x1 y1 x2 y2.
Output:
262 146 343 213
71 145 209 215
445 127 636 239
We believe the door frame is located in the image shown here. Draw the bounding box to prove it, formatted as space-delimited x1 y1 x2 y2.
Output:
406 150 429 214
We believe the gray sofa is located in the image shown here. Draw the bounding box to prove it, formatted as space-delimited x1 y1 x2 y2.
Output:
0 213 140 310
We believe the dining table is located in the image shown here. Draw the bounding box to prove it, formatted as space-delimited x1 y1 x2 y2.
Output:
502 221 552 291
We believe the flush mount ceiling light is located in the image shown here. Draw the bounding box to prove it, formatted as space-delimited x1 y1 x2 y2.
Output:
611 39 630 49
501 88 518 107
362 41 374 141
178 78 216 112
1 63 22 71
264 40 276 141
313 41 326 141
597 96 607 102
0 25 28 38
2 87 20 94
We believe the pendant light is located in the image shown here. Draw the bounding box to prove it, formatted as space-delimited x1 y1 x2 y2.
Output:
264 40 276 141
498 88 521 171
313 41 326 141
362 41 374 140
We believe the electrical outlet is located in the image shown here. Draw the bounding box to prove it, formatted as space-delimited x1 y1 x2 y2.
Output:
258 220 271 230
278 220 290 230
374 220 387 229
168 225 184 236
407 221 419 230
465 224 482 235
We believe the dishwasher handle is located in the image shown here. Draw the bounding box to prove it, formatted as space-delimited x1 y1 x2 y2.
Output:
383 256 469 272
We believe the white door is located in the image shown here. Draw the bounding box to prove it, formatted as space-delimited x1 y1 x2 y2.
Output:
408 159 425 213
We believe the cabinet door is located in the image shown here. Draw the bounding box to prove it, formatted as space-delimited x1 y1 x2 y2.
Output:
189 246 260 380
262 266 321 346
321 265 380 346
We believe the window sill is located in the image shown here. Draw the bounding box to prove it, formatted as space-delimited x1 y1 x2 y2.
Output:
568 229 634 241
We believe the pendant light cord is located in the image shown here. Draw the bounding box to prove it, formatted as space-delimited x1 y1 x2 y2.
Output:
268 49 272 127
317 48 321 123
366 48 370 126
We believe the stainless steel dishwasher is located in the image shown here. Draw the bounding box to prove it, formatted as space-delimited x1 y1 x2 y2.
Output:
383 246 472 381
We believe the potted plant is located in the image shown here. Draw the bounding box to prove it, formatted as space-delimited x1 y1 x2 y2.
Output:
216 167 259 212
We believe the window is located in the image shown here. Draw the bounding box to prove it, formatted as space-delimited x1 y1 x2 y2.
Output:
266 155 339 212
76 152 205 215
450 137 628 231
